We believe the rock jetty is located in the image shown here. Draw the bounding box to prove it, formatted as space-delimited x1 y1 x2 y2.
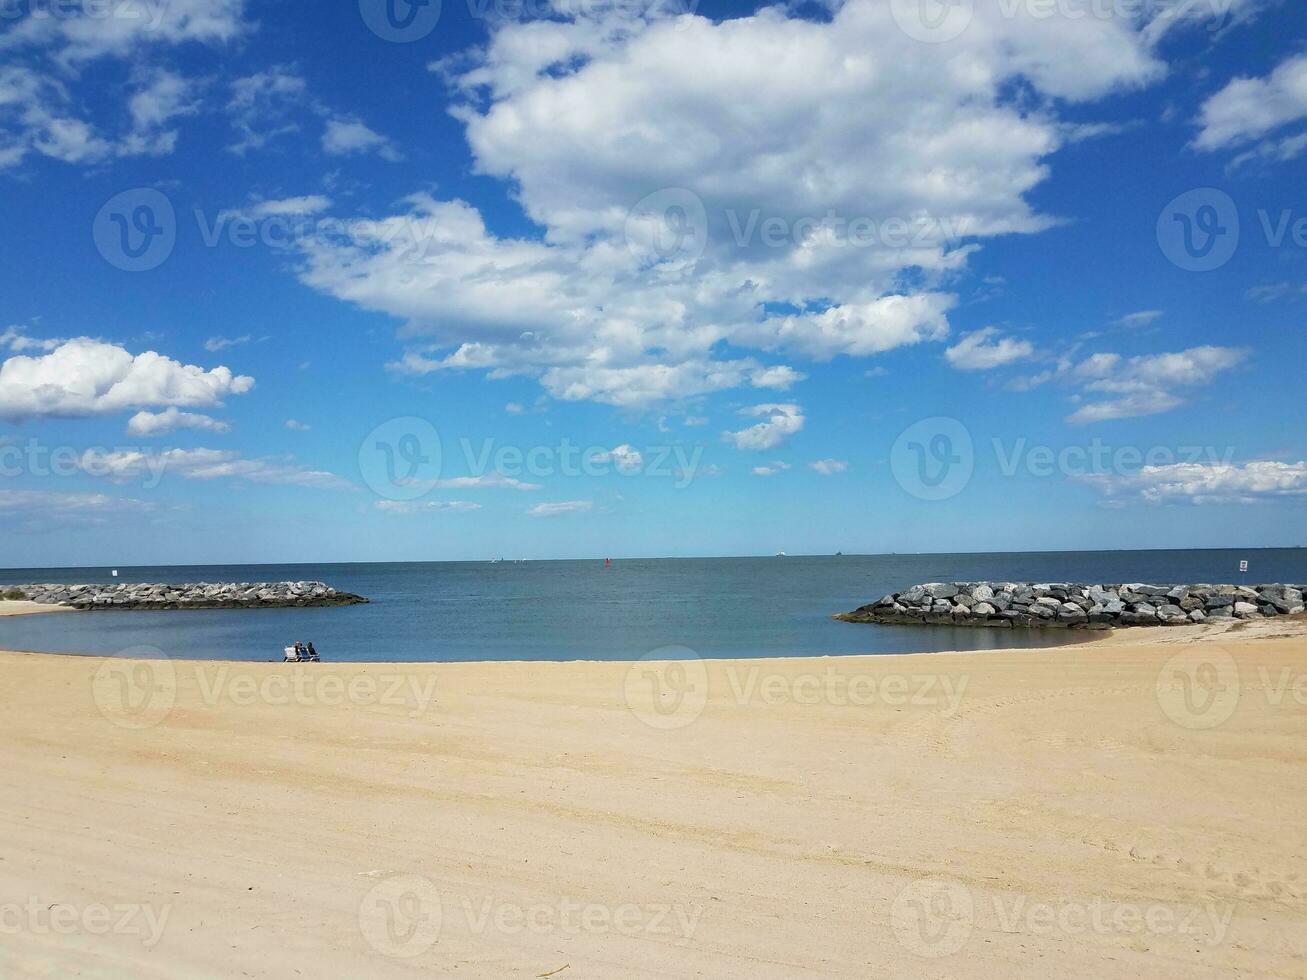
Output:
838 582 1305 630
5 582 369 611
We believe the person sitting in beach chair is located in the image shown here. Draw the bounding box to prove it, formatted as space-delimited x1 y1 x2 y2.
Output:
306 641 319 662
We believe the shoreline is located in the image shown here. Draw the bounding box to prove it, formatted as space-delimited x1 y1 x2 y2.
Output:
2 620 1305 977
0 599 73 617
2 612 1297 665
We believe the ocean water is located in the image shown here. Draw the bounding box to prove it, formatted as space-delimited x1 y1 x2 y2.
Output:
1 549 1303 663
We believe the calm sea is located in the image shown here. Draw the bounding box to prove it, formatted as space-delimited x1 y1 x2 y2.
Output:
1 549 1303 662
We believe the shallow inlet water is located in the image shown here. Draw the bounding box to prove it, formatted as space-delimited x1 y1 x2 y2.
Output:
1 549 1303 662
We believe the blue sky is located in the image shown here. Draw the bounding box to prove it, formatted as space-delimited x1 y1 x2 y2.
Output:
2 0 1306 566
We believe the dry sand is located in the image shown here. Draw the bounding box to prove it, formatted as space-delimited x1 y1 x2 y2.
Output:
0 601 72 617
1 620 1304 978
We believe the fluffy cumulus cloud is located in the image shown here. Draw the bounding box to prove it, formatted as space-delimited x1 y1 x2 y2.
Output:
809 458 848 475
944 328 1034 371
592 444 643 472
0 2 247 168
1011 345 1246 423
723 403 804 451
0 0 248 64
126 408 232 437
1065 345 1246 423
1081 460 1307 505
295 1 1234 407
1196 53 1307 162
0 339 254 422
322 118 402 160
752 461 791 477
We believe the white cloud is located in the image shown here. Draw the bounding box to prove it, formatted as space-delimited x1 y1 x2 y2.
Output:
410 473 543 491
723 403 804 451
79 448 351 490
592 444 643 472
127 408 231 437
0 339 254 422
1066 345 1247 424
735 295 954 362
752 462 791 477
243 196 332 219
1081 460 1307 505
1195 53 1307 156
528 500 592 517
0 3 247 170
810 459 848 475
1248 282 1307 304
0 0 249 64
0 489 155 529
119 69 199 157
504 402 525 415
1116 310 1163 328
749 365 806 390
285 419 311 431
204 335 251 352
944 327 1034 371
0 326 62 353
298 1 1235 406
375 500 481 514
322 118 402 161
226 67 309 155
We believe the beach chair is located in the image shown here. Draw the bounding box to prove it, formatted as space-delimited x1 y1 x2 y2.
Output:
283 646 299 662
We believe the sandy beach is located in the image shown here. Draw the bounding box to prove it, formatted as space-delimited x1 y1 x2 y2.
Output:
0 600 73 618
2 620 1305 979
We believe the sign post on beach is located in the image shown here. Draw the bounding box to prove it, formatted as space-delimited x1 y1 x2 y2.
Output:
1239 559 1248 584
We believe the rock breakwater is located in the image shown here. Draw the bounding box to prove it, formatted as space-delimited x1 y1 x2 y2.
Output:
6 582 369 611
838 582 1305 630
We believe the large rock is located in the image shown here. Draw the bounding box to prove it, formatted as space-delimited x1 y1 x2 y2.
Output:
838 580 1304 632
15 581 369 611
